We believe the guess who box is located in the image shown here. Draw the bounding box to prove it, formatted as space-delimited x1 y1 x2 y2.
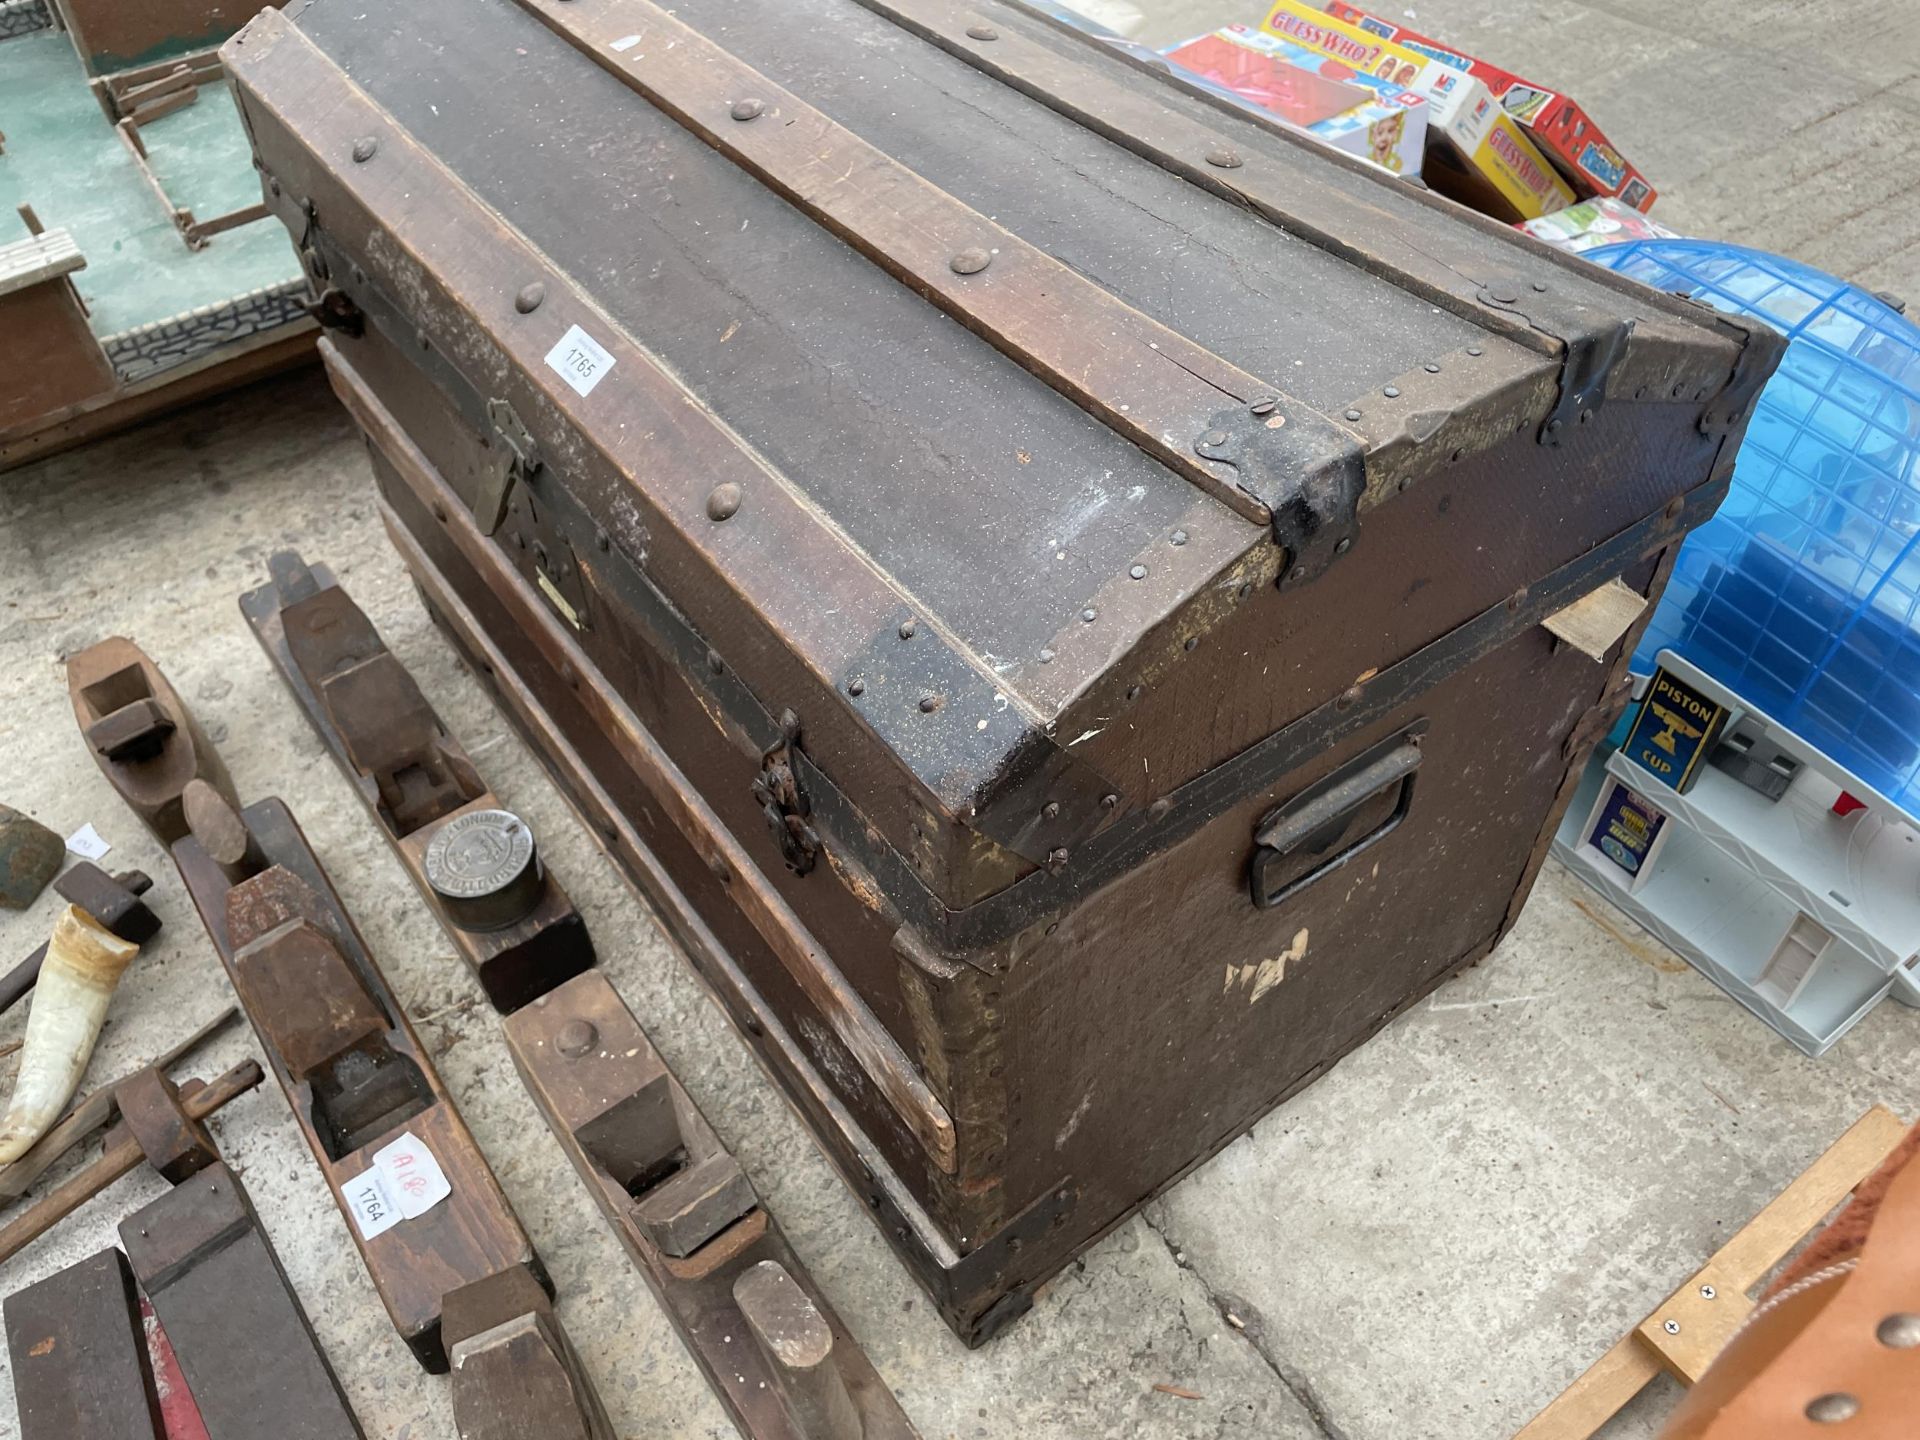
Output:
1163 26 1429 176
1259 0 1572 221
1319 0 1656 210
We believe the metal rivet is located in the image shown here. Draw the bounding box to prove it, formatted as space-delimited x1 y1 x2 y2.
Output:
1100 793 1120 810
1250 397 1276 415
1147 798 1171 821
1041 802 1060 821
1125 685 1142 702
918 694 943 713
898 617 918 639
1663 1319 1681 1335
1383 386 1401 399
351 136 377 163
1287 565 1306 584
1081 608 1097 623
1170 529 1188 546
706 649 724 675
1531 280 1548 292
1700 1285 1717 1300
1129 564 1147 580
1345 408 1362 421
1467 345 1484 356
1805 1394 1860 1424
706 483 742 521
1877 1313 1920 1348
848 679 866 696
1200 429 1228 448
556 1020 598 1058
514 282 545 314
431 500 447 522
1336 685 1361 711
1183 636 1198 652
1486 284 1519 305
1547 418 1563 435
730 98 765 121
1424 363 1440 373
1038 648 1055 664
1237 582 1251 599
1205 147 1243 169
1334 537 1352 556
950 247 992 275
1046 847 1069 871
965 22 998 39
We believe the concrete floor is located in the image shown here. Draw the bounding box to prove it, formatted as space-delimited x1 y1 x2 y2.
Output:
2 3 1918 1438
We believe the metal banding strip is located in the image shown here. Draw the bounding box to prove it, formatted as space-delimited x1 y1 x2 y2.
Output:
508 0 1367 528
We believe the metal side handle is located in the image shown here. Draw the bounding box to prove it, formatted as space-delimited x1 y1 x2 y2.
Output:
1249 725 1424 910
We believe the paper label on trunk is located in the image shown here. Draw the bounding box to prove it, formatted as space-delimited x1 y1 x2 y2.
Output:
544 324 615 396
65 822 110 860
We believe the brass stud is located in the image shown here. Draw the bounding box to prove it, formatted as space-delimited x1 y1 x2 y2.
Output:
1345 408 1362 421
1080 607 1097 622
1129 565 1147 580
1877 1313 1920 1348
556 1020 598 1058
730 98 765 121
950 247 992 275
1383 386 1401 398
1205 147 1243 169
965 22 998 39
706 483 743 521
514 281 545 314
351 136 377 163
1805 1394 1860 1424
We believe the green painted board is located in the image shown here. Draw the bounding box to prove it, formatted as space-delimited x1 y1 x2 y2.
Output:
0 32 300 339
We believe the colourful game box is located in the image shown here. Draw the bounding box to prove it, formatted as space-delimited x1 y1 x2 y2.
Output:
1164 26 1428 176
1519 196 1680 255
1318 0 1656 211
1258 0 1572 221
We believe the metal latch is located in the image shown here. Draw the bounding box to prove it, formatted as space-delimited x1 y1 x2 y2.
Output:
1249 724 1424 909
475 398 540 536
752 709 820 876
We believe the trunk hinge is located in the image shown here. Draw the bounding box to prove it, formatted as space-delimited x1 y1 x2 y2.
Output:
752 709 821 876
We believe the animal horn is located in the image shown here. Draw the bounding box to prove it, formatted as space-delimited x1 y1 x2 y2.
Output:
0 905 141 1165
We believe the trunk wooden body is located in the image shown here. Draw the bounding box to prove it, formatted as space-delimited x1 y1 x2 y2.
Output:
223 0 1781 1342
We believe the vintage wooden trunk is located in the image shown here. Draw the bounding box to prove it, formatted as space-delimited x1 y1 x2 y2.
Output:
223 0 1783 1343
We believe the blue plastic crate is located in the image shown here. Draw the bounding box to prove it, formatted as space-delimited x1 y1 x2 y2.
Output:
1585 240 1920 819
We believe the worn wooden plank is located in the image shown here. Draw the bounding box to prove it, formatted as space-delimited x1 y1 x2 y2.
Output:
170 795 544 1372
443 1265 612 1440
4 1249 164 1440
239 552 596 1012
121 1162 364 1440
67 638 236 845
511 0 1374 527
327 346 957 1173
505 969 922 1439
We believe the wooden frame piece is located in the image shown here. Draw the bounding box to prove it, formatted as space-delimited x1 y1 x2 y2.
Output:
1516 1105 1910 1438
120 1161 364 1440
505 969 921 1440
171 793 545 1372
115 117 202 249
68 636 237 845
4 1249 163 1440
239 550 595 1012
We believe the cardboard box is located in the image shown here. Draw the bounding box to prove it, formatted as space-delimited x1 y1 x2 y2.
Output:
1259 0 1573 220
1519 196 1680 255
1319 0 1656 210
1163 27 1428 176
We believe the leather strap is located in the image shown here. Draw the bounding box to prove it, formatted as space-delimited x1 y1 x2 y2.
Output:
1682 1135 1920 1436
